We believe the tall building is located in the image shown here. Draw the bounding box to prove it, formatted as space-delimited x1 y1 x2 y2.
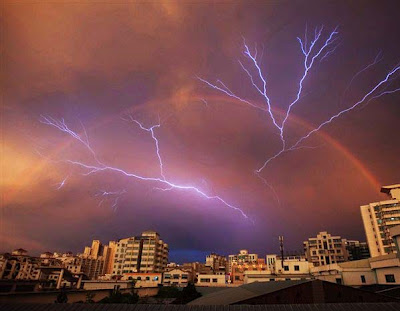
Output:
103 241 117 275
361 184 400 257
112 230 168 276
90 240 102 259
228 250 258 273
303 231 348 267
80 239 117 279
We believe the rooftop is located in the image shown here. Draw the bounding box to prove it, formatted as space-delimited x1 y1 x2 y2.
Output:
1 303 399 311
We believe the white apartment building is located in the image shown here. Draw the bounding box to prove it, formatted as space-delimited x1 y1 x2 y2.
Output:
112 230 168 276
361 184 400 257
304 231 348 266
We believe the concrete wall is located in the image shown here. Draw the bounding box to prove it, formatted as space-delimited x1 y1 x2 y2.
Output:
196 274 226 287
375 267 400 285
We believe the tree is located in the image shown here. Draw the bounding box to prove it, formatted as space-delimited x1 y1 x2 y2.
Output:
99 288 139 304
54 291 68 303
174 283 201 304
156 285 180 298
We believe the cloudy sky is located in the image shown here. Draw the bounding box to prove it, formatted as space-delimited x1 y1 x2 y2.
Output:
1 1 399 262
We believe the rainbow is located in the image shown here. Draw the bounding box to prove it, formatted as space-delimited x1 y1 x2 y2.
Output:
4 94 381 205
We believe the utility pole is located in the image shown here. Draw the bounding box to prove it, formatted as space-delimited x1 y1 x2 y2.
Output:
279 235 284 269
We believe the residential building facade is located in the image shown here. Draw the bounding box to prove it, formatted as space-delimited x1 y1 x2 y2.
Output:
112 230 168 276
304 231 348 266
361 184 400 257
228 250 258 273
205 253 227 274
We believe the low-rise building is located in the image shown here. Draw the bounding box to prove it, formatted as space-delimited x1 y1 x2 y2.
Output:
311 225 400 286
196 274 227 287
243 254 312 284
163 268 194 287
122 272 162 288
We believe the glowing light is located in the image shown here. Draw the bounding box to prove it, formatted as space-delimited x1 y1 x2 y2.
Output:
198 26 400 175
40 116 250 220
55 176 68 190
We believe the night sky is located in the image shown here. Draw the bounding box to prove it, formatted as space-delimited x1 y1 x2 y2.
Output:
1 1 400 263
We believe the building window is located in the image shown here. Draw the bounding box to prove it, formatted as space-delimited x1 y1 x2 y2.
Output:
294 265 300 271
212 278 218 283
335 278 342 284
234 276 240 280
385 274 396 283
361 275 366 283
283 266 289 271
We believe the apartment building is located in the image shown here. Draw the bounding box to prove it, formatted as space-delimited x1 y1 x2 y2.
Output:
112 230 168 276
205 253 227 274
80 239 117 279
361 184 400 257
346 240 370 261
304 231 348 266
312 225 400 286
228 250 258 273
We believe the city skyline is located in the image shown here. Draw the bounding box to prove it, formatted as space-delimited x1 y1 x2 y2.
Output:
2 1 400 263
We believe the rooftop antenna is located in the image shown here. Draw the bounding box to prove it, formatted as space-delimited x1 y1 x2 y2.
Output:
279 235 284 268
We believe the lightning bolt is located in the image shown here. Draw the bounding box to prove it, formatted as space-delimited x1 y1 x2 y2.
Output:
55 176 68 190
198 26 400 175
39 115 251 220
96 190 127 211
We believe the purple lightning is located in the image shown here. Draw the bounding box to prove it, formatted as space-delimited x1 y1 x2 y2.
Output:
55 176 68 190
198 26 400 174
39 116 250 220
96 190 127 211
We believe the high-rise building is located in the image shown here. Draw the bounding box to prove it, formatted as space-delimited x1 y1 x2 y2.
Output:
80 239 117 279
303 231 348 266
103 241 117 275
90 240 102 259
112 230 168 276
361 184 400 257
228 250 258 273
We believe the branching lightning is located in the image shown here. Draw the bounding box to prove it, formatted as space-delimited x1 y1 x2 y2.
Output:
198 26 400 175
40 116 250 220
96 190 127 211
